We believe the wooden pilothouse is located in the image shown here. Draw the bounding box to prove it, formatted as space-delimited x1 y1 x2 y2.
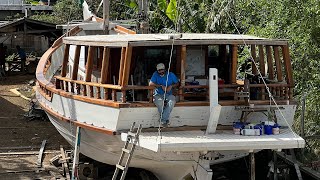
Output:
36 28 304 179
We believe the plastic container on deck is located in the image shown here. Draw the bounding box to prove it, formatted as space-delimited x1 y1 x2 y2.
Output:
273 124 280 135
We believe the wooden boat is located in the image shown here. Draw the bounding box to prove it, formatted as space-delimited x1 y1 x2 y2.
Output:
36 26 305 179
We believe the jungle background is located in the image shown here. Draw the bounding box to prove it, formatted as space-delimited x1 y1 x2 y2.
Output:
29 0 320 161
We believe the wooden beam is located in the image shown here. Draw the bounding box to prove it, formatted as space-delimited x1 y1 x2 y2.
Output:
273 46 283 82
85 46 95 82
98 47 104 70
121 46 133 86
258 45 265 76
71 45 81 80
100 47 110 84
103 0 110 34
231 44 238 84
266 46 274 80
61 44 70 77
251 45 257 75
282 45 294 85
180 45 187 101
118 47 126 85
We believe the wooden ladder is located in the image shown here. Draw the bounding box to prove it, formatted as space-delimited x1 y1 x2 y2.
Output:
112 122 142 180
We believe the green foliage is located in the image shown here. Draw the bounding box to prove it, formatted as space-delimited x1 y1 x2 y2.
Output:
30 0 82 24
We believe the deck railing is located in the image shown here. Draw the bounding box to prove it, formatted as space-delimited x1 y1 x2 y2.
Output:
54 75 293 104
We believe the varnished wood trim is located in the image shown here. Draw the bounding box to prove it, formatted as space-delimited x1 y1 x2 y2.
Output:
282 45 294 85
37 86 53 102
100 47 110 84
39 101 116 135
55 76 122 90
180 45 187 101
273 46 283 82
85 46 95 82
121 46 133 86
118 47 126 85
266 46 274 80
114 25 136 35
61 44 70 77
231 45 238 84
251 45 257 75
71 45 81 80
258 45 266 76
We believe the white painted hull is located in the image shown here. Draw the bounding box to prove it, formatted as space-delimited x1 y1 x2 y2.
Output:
47 113 249 180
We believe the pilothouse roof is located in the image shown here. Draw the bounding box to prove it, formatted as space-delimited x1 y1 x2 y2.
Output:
63 33 288 47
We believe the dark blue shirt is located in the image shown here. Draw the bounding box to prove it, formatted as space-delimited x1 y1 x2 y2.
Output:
18 49 26 59
150 71 179 95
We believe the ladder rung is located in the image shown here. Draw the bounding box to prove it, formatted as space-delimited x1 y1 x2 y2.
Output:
116 164 125 171
122 148 130 153
127 132 136 137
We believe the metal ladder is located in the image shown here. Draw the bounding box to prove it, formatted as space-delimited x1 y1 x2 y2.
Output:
112 122 142 180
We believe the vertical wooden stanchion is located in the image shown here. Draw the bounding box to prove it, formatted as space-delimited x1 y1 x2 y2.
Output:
180 45 187 101
231 45 238 84
71 126 81 180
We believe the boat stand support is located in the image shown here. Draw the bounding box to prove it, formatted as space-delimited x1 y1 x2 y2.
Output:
71 126 81 180
250 152 255 180
112 122 142 180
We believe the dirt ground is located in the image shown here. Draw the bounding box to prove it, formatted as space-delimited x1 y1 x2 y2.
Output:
0 74 71 179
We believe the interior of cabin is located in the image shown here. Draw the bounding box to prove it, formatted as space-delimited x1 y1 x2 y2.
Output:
54 42 294 107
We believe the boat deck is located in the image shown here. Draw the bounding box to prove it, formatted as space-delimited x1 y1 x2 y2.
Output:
121 128 305 152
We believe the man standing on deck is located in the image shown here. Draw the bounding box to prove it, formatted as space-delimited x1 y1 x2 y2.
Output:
149 63 179 127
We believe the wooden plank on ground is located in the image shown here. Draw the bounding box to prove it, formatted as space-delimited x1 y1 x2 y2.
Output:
37 140 47 168
60 146 71 180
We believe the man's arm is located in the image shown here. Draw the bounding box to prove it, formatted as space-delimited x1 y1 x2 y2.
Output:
149 81 162 88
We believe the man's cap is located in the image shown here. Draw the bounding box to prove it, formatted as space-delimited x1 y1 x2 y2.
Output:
156 63 165 70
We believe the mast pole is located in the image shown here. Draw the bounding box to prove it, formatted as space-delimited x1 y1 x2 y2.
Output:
103 0 110 34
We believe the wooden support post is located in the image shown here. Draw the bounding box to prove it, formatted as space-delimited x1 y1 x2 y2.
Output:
149 89 153 103
85 46 95 82
118 47 126 85
273 150 278 180
71 45 81 80
281 45 294 96
258 45 265 76
97 87 101 99
273 46 283 82
103 0 110 34
251 45 257 75
83 84 87 96
266 46 274 80
60 146 71 180
101 47 110 100
112 89 117 102
98 47 104 70
121 46 133 86
121 90 126 103
55 79 61 89
250 152 255 180
231 45 238 84
180 45 187 101
65 82 69 92
61 44 70 77
71 126 81 180
76 83 80 95
89 86 94 98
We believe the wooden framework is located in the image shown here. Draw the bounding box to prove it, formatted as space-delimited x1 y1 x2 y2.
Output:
37 33 295 109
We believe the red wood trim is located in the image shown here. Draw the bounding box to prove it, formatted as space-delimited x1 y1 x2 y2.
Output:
251 45 257 75
39 101 116 135
61 44 70 77
231 45 238 84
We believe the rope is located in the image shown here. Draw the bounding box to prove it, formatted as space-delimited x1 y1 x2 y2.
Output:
224 2 299 141
157 38 175 140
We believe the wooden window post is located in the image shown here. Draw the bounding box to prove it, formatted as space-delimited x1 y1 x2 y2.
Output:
250 45 257 75
231 44 238 84
266 46 274 80
100 47 110 100
61 44 70 77
84 46 95 97
180 45 187 101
